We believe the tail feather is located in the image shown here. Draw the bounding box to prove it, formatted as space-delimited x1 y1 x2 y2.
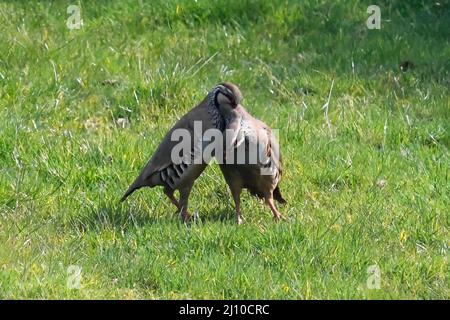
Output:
273 186 286 204
120 187 137 203
121 171 159 203
120 180 143 202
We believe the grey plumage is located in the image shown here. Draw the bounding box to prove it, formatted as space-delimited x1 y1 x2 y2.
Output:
217 83 286 224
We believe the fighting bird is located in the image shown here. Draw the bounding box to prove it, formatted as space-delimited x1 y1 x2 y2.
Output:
216 83 286 224
120 83 236 222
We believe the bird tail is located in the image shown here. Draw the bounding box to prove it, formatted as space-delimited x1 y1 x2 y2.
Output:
120 186 137 202
120 179 143 202
273 186 286 204
120 170 159 203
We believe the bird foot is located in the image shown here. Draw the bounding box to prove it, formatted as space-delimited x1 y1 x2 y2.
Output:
274 214 286 222
181 212 191 223
236 216 244 225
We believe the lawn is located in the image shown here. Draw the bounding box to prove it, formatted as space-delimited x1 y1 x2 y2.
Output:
0 0 448 299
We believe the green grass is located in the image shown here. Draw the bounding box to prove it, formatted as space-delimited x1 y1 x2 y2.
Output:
0 0 449 299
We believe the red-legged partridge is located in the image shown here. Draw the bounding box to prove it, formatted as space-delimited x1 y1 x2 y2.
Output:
216 83 286 224
121 84 235 222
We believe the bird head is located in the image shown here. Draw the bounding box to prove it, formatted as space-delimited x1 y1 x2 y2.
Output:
214 82 243 109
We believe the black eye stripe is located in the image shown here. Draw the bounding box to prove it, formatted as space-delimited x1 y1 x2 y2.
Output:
221 88 234 100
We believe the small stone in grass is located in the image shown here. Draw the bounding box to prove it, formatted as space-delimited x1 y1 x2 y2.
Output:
400 60 414 72
102 79 119 86
116 117 130 129
376 179 387 189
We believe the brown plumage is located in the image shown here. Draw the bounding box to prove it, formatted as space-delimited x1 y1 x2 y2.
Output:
217 83 286 224
120 84 234 222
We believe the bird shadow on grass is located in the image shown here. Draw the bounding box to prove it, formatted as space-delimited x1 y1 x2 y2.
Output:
74 204 162 232
79 203 236 232
194 207 234 224
76 189 237 231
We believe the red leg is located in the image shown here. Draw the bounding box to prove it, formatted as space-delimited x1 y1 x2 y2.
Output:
231 187 243 225
266 196 284 221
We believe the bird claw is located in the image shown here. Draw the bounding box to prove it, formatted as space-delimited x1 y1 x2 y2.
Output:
274 214 286 222
181 212 191 223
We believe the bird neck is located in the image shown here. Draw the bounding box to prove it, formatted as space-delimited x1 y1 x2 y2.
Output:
207 88 225 131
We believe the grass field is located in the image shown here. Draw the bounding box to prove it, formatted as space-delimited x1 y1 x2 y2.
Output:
0 0 449 299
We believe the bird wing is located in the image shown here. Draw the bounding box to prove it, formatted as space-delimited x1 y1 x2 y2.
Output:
247 112 282 175
124 99 209 192
268 128 283 177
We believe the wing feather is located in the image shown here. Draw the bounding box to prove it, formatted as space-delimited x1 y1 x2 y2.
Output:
121 98 211 200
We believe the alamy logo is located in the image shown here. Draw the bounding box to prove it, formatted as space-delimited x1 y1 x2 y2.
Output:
366 264 381 289
67 5 83 30
170 121 278 175
67 265 82 289
366 5 381 29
